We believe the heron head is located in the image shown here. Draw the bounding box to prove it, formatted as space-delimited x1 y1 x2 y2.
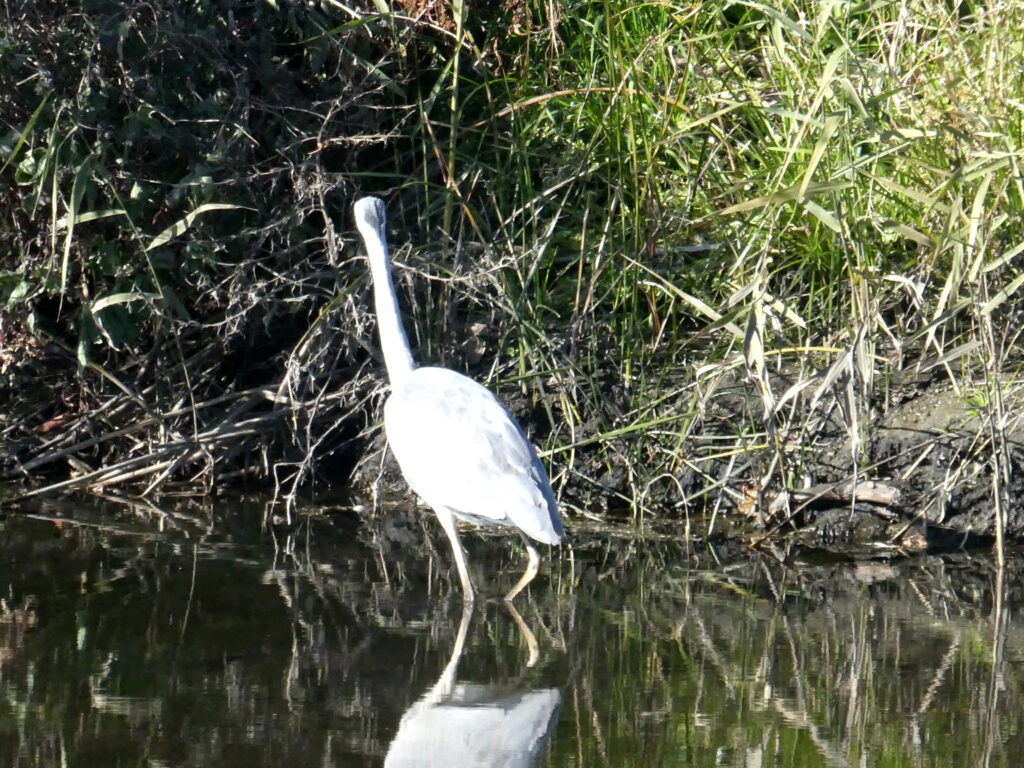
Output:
354 196 387 242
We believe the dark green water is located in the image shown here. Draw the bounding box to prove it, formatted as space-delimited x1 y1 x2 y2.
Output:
0 498 1021 767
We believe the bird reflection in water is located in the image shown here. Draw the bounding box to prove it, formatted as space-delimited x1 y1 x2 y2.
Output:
385 605 561 767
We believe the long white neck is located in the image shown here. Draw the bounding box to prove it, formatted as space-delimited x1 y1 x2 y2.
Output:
354 197 416 386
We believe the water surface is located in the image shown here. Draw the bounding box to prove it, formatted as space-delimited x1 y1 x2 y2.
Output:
0 497 1021 767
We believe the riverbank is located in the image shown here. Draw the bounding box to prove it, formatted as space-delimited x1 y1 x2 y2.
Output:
2 2 1023 547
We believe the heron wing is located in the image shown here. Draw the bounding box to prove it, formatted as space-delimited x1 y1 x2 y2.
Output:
383 367 561 544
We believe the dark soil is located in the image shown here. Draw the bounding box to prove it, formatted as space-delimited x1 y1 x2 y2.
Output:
768 380 1023 553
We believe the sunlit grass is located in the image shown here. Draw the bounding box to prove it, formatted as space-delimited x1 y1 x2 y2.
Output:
381 0 1024 517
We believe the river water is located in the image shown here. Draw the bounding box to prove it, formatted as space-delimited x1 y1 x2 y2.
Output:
0 497 1021 767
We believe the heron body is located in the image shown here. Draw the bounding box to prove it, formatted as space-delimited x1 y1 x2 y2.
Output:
385 682 561 767
385 606 562 767
353 196 563 602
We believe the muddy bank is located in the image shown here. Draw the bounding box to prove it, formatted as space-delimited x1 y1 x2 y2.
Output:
4 300 1022 560
5 359 1021 562
353 376 1023 558
727 379 1023 553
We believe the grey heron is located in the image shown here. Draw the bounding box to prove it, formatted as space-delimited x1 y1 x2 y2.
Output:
353 196 564 603
384 605 561 767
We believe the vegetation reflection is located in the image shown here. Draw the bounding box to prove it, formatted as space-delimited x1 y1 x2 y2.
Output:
0 500 1020 767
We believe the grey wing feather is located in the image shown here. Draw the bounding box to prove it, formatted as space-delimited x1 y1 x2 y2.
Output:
384 367 562 544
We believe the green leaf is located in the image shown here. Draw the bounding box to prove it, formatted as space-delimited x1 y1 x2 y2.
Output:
159 285 191 321
93 304 139 350
798 114 841 201
719 180 853 216
803 199 841 232
0 271 32 306
982 272 1024 316
0 93 50 177
56 209 127 229
60 156 94 298
144 203 249 251
75 309 99 371
14 148 45 185
91 292 159 313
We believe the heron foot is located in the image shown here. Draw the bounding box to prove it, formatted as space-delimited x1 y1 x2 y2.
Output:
504 533 542 602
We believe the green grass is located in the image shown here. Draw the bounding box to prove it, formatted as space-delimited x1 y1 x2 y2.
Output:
389 0 1024 518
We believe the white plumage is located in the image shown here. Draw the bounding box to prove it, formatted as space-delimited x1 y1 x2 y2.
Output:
353 197 563 602
385 682 561 767
385 606 561 766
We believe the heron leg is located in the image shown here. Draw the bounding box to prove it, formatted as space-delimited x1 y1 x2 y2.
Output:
504 601 540 667
434 507 475 603
504 531 541 602
431 603 475 701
